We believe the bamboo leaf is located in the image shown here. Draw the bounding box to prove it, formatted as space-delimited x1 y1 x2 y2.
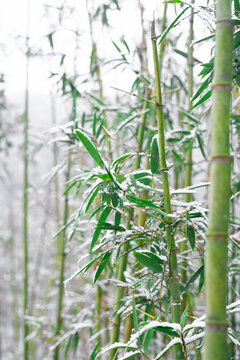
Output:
150 137 160 174
126 195 166 217
182 265 204 293
94 251 111 284
97 222 125 231
132 295 138 332
133 251 163 273
196 131 207 160
180 305 189 329
91 207 111 252
191 90 212 110
158 7 190 45
75 130 105 169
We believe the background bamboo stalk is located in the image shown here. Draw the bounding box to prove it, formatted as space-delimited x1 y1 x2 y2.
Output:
204 0 233 358
23 1 30 358
159 3 168 79
151 20 184 360
181 1 194 312
53 151 71 360
109 208 133 360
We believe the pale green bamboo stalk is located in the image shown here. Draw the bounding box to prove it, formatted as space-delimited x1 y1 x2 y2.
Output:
204 0 233 358
109 208 133 360
53 151 71 360
159 3 168 79
87 0 113 162
181 1 194 312
23 1 30 358
151 20 184 360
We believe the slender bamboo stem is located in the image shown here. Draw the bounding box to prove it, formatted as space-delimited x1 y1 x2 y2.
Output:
87 0 113 162
109 208 133 360
151 20 184 360
23 1 30 358
204 1 233 359
53 151 71 360
181 1 194 312
159 4 168 79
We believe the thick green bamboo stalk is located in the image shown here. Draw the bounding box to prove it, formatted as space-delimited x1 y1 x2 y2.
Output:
151 21 184 360
181 2 194 312
23 2 30 358
204 1 233 359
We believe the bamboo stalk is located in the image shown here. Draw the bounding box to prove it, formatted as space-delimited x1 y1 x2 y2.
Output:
53 151 71 360
159 3 168 79
151 20 184 360
204 0 233 358
87 0 113 162
23 1 30 358
181 1 194 312
109 208 133 360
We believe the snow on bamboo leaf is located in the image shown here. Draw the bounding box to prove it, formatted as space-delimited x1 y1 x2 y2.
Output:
75 129 105 168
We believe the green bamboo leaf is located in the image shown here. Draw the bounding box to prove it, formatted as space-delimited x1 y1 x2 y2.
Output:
91 207 111 252
94 251 111 284
192 34 214 45
89 342 99 360
64 335 72 357
84 182 102 214
150 137 159 174
132 295 138 332
158 6 190 45
191 73 213 103
122 39 130 53
112 153 135 170
180 305 189 329
191 90 212 110
144 328 154 354
180 110 199 124
199 60 214 77
88 93 105 106
112 0 120 10
126 195 166 217
48 33 54 49
153 326 179 337
196 132 207 160
72 332 79 352
111 192 119 207
198 268 204 293
133 251 163 273
75 130 105 169
234 30 240 50
97 222 125 231
112 40 121 53
174 49 200 64
182 265 204 293
114 211 121 227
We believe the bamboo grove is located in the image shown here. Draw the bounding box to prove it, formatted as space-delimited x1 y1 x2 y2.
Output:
1 0 240 359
